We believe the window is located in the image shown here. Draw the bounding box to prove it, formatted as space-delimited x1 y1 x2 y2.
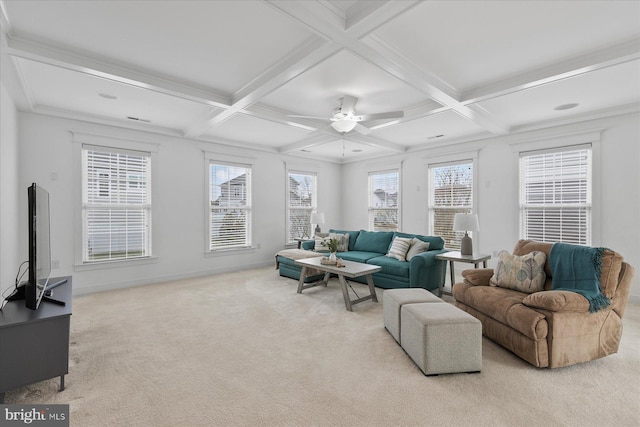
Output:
368 170 399 231
209 162 252 250
82 146 152 262
520 145 592 245
428 161 473 249
287 171 316 242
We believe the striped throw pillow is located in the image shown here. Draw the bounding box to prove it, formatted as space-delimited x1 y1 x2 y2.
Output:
386 237 413 261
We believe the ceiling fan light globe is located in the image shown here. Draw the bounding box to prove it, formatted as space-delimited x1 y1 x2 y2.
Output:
331 119 357 133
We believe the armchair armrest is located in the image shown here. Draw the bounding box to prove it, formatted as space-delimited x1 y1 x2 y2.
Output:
522 291 590 313
461 268 493 286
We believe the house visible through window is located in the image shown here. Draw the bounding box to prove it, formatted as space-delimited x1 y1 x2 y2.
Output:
428 161 473 249
209 162 252 250
520 145 592 245
287 171 316 242
82 146 151 261
368 170 399 232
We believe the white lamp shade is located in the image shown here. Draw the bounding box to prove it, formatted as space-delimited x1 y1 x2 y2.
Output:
453 213 479 232
310 212 325 225
331 119 357 133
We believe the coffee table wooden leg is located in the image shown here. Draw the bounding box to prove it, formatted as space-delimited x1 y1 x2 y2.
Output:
365 274 378 302
297 266 308 293
338 275 353 311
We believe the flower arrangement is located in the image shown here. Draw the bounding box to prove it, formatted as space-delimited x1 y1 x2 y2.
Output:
326 237 340 253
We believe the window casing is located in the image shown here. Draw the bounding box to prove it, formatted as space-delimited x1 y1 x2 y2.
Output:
287 171 317 242
209 162 252 250
82 146 152 262
368 170 399 232
428 161 473 250
519 145 592 245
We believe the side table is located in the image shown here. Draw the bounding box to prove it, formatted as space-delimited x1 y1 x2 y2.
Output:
293 238 313 249
435 252 491 297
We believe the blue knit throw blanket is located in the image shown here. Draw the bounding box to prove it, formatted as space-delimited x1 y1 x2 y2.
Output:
549 243 610 313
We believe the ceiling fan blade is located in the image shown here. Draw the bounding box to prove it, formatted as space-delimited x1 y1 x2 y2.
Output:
287 115 328 120
358 111 404 121
354 123 371 135
340 95 358 115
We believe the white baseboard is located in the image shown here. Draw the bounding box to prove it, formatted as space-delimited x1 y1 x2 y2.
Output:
72 261 273 296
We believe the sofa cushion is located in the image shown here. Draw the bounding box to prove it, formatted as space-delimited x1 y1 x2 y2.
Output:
386 237 412 261
522 290 590 312
490 250 546 293
366 256 410 278
392 232 445 251
406 238 430 261
329 229 359 251
455 284 548 340
338 251 382 264
353 230 394 254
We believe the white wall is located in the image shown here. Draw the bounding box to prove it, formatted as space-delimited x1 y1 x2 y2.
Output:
342 113 640 299
16 113 342 294
0 82 20 299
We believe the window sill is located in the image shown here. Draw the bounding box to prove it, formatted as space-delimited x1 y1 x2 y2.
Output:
205 246 257 257
74 256 158 271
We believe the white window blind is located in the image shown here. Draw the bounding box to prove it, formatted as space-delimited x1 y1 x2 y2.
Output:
428 161 473 249
287 172 316 242
368 170 399 231
209 162 251 250
520 146 591 245
82 146 151 261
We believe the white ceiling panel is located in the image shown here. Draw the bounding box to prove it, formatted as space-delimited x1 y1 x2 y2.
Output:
373 111 490 146
2 0 639 163
374 0 640 91
15 58 217 131
260 49 428 118
4 0 313 94
478 60 640 128
204 113 313 148
297 138 388 162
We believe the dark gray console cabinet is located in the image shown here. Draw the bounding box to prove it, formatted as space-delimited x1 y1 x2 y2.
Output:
0 277 72 403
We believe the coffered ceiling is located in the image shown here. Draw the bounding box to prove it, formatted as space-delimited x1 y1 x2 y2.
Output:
1 0 639 163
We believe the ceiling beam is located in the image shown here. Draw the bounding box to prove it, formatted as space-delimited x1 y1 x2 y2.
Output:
461 38 640 105
183 36 342 138
268 0 510 136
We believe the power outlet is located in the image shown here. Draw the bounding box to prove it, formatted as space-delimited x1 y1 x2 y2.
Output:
51 260 60 269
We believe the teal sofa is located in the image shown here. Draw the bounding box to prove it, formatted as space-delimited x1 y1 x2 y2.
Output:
277 229 448 294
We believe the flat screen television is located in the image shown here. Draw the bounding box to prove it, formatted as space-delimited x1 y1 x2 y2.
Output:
25 183 52 309
24 183 66 310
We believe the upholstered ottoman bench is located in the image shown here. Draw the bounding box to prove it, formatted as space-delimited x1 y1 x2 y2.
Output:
401 302 482 376
383 288 443 344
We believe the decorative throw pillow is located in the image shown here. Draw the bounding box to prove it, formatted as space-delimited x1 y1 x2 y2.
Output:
406 238 430 261
314 233 330 252
490 250 547 293
386 237 413 261
329 233 349 252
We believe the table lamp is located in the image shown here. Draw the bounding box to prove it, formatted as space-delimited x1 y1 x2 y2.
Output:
310 212 325 235
453 213 479 256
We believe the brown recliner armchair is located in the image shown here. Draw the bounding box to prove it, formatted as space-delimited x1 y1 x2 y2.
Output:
453 240 634 368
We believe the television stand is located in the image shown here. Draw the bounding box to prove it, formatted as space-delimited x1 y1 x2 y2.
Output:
0 276 72 403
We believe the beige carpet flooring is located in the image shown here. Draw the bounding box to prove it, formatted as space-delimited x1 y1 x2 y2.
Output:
4 266 640 426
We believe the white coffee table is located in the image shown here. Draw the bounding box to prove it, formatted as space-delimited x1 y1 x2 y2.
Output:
294 257 381 311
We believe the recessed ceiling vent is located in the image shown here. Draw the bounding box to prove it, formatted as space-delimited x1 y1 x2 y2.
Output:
554 103 579 111
126 116 151 123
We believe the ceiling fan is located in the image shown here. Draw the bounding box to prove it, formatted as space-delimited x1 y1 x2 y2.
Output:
289 95 404 134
